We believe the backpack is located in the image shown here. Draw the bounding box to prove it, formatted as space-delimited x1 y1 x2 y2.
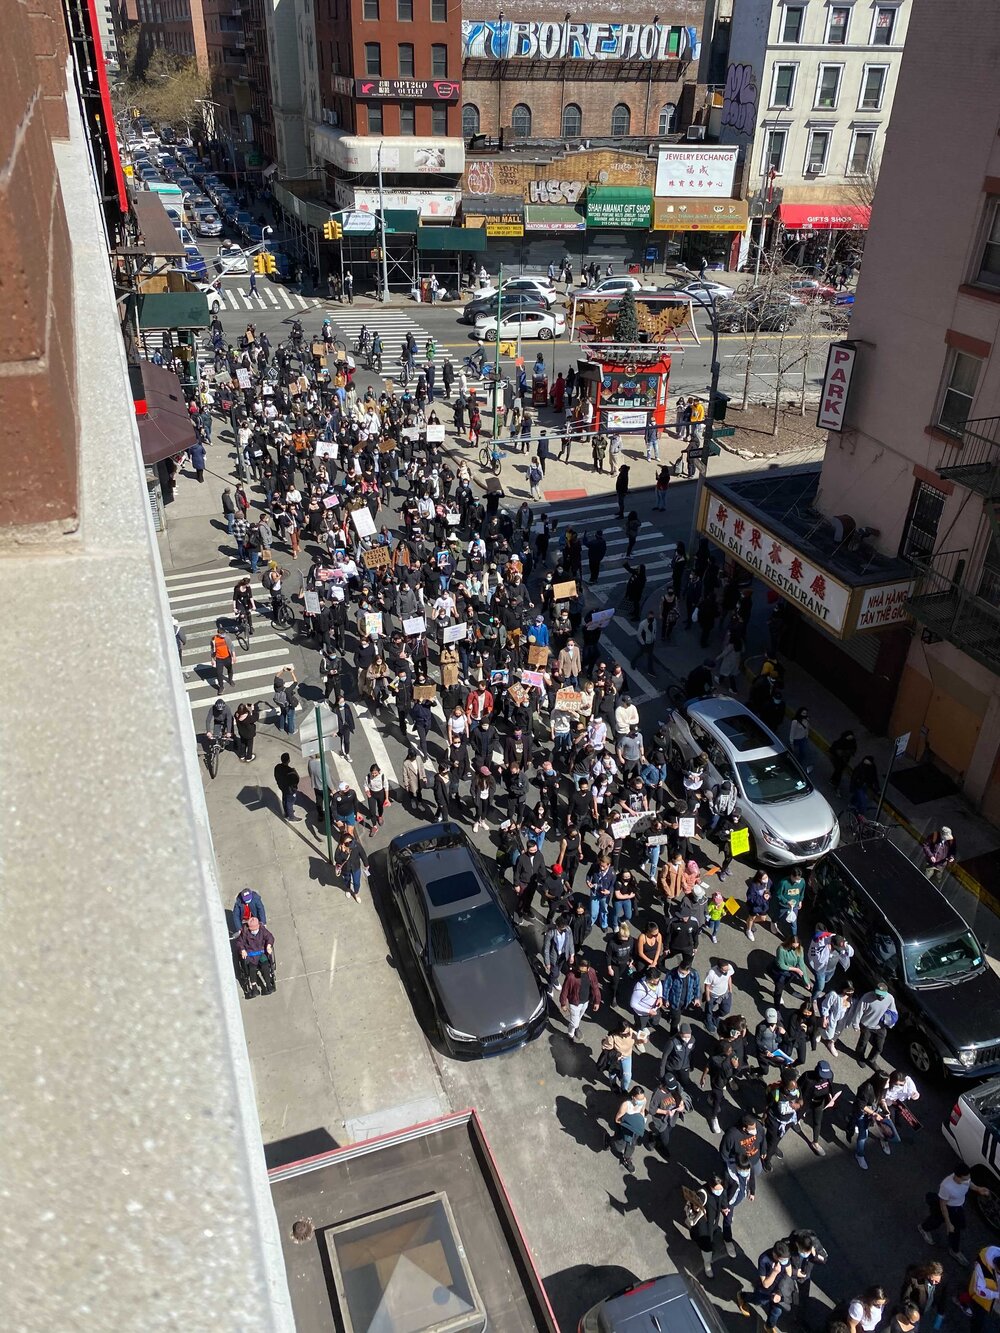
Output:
284 685 299 710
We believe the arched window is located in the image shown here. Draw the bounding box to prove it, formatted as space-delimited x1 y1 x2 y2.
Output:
462 103 480 138
611 103 631 137
658 102 676 135
561 103 582 138
511 103 532 137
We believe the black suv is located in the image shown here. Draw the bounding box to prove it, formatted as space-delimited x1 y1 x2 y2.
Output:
387 823 546 1058
813 839 1000 1079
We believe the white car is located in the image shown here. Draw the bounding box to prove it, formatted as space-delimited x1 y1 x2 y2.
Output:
579 276 657 297
477 276 557 306
672 280 736 304
193 280 225 314
476 309 566 342
215 243 249 275
944 1081 1000 1225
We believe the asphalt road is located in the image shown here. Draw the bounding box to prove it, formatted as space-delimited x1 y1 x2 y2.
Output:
178 241 986 1330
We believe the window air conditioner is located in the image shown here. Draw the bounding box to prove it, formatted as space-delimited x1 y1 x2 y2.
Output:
686 125 707 141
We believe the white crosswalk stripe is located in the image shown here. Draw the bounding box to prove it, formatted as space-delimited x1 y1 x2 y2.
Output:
329 306 488 384
539 493 677 586
276 287 294 309
225 290 240 310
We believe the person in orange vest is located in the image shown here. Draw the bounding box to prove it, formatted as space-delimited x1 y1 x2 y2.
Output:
210 627 236 694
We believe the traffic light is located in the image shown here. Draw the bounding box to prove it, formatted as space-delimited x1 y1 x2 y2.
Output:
262 251 277 275
252 253 268 275
323 218 343 241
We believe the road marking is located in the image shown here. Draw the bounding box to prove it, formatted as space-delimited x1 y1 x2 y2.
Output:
354 703 399 784
294 293 309 309
603 621 661 700
186 659 292 692
276 287 294 309
266 289 279 308
225 290 239 310
182 631 286 656
164 568 245 591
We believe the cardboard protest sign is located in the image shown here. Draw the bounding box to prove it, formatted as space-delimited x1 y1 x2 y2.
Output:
555 688 583 713
378 437 396 453
507 684 529 706
413 684 437 702
403 615 427 636
527 646 549 668
361 612 383 639
362 546 391 570
554 580 578 601
351 507 377 538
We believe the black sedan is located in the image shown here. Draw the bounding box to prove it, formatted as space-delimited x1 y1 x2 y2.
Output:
461 291 550 325
387 824 546 1057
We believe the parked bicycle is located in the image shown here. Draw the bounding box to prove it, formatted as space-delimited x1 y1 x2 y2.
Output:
478 441 505 475
839 807 889 843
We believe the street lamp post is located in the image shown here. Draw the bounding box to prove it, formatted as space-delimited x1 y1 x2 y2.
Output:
688 292 721 551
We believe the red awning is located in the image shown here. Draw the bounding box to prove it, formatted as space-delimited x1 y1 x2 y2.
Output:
776 204 870 231
136 363 195 466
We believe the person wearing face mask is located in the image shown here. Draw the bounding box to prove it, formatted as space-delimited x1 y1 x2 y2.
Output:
846 1287 889 1333
845 979 897 1068
609 1085 647 1174
736 1238 797 1330
687 1172 738 1278
783 1229 828 1318
797 1060 841 1155
647 1073 684 1160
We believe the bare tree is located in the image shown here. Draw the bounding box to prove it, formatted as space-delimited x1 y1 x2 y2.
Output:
845 151 881 212
111 39 209 133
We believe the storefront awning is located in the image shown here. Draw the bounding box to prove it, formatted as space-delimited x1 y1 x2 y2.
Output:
136 363 195 466
126 291 210 330
132 191 186 257
586 186 652 229
653 198 749 232
776 204 870 231
417 226 487 253
525 205 586 233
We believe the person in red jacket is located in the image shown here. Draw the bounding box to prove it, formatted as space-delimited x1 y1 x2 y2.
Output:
465 683 494 721
560 957 602 1041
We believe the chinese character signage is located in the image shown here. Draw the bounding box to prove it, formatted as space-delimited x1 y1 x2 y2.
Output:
701 494 851 633
354 78 460 101
817 341 857 432
462 20 699 62
654 148 739 199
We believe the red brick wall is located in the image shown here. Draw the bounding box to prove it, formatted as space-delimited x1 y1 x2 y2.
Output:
0 0 79 528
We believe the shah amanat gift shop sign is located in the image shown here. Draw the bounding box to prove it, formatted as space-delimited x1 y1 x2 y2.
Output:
702 496 851 633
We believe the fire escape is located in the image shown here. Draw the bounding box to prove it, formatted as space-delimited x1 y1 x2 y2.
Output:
905 415 1000 676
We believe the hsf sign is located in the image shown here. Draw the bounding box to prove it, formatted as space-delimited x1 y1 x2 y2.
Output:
817 341 856 432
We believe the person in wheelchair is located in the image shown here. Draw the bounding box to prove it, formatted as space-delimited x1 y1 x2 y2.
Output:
235 915 276 997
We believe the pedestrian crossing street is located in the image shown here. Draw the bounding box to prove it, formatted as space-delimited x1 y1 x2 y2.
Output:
542 491 677 590
218 280 317 313
327 305 459 382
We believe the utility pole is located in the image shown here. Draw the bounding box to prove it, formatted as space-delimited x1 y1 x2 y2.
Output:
491 263 503 439
377 141 390 303
688 294 721 551
314 706 335 867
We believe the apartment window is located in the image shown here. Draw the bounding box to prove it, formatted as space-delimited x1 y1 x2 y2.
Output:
815 65 843 109
431 0 447 19
431 44 448 77
780 6 804 42
511 103 532 137
763 127 787 173
400 101 416 134
611 103 631 136
900 482 945 562
362 0 378 18
771 63 796 108
364 42 381 75
848 127 876 174
398 43 414 77
463 104 480 138
805 129 831 174
826 5 850 44
978 541 1000 606
937 350 982 437
367 103 383 134
562 103 582 137
397 0 413 19
860 64 888 109
658 103 676 134
975 199 1000 290
872 5 896 44
432 103 448 136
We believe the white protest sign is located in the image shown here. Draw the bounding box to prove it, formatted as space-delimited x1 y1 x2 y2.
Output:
589 608 615 629
351 506 377 538
303 590 321 615
425 424 446 443
678 817 697 838
442 622 468 643
646 833 672 846
314 441 338 458
403 615 427 636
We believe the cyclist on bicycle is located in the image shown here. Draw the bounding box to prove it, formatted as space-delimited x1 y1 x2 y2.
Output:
370 331 383 361
468 345 486 375
232 577 257 635
203 697 234 742
356 325 370 353
321 318 333 347
262 563 290 622
290 318 304 344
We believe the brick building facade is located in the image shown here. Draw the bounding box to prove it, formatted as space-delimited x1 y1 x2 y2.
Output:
460 0 706 142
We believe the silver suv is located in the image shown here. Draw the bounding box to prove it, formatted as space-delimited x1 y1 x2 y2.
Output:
664 695 839 867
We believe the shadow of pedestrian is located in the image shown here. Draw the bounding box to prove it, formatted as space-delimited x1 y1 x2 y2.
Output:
555 1085 612 1155
307 855 338 888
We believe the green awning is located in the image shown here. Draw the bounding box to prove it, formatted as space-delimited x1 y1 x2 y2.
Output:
385 209 420 234
417 227 487 253
127 292 210 330
586 186 653 229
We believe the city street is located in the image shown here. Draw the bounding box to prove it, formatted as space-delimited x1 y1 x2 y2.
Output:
161 344 987 1330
